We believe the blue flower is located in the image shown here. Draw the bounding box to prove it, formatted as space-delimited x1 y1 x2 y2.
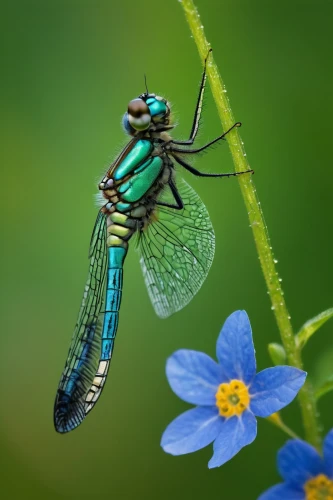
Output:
259 429 333 499
161 310 306 468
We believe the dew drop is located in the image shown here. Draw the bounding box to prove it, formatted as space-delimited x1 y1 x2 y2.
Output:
274 259 278 264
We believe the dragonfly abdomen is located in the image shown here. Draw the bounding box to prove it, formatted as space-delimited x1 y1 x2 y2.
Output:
83 209 140 413
84 245 127 413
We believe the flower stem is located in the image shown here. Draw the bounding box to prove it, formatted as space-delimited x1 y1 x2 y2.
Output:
267 413 300 440
180 0 321 450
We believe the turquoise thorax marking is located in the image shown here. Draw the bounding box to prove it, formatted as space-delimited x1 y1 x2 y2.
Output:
116 202 131 213
118 156 163 203
134 157 153 174
146 98 167 117
113 140 152 181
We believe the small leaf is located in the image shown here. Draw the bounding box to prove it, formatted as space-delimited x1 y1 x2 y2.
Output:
268 343 286 365
315 375 333 401
295 307 333 350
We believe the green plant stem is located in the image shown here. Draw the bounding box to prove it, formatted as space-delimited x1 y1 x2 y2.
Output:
180 0 321 450
275 420 300 440
266 414 300 440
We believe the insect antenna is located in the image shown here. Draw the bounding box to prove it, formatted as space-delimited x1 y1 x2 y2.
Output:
144 74 149 95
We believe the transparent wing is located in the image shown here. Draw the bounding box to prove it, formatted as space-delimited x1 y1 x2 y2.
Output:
54 211 108 433
139 176 215 318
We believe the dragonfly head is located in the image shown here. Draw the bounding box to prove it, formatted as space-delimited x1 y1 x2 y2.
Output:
123 93 170 136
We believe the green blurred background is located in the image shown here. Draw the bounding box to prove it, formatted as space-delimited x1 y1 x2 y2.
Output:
1 0 332 498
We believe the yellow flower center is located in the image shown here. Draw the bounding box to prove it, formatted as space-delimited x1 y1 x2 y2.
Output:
215 379 250 417
305 474 333 500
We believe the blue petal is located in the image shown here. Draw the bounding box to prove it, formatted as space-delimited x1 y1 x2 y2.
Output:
208 410 257 468
258 483 304 500
250 366 307 417
161 406 223 455
323 429 333 477
278 439 323 487
216 310 256 384
166 350 224 405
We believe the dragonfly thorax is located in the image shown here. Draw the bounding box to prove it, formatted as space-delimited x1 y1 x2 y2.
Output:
123 93 171 136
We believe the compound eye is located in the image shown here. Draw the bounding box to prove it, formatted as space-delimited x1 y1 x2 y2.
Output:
127 98 151 131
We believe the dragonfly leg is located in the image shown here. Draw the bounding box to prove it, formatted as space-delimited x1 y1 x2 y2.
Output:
169 121 242 155
170 49 212 146
156 178 184 210
172 153 254 178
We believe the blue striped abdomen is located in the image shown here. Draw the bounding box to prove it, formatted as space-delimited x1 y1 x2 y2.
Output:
83 246 126 412
102 247 125 361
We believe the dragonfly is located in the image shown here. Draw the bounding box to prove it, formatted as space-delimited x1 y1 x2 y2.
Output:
54 52 253 433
